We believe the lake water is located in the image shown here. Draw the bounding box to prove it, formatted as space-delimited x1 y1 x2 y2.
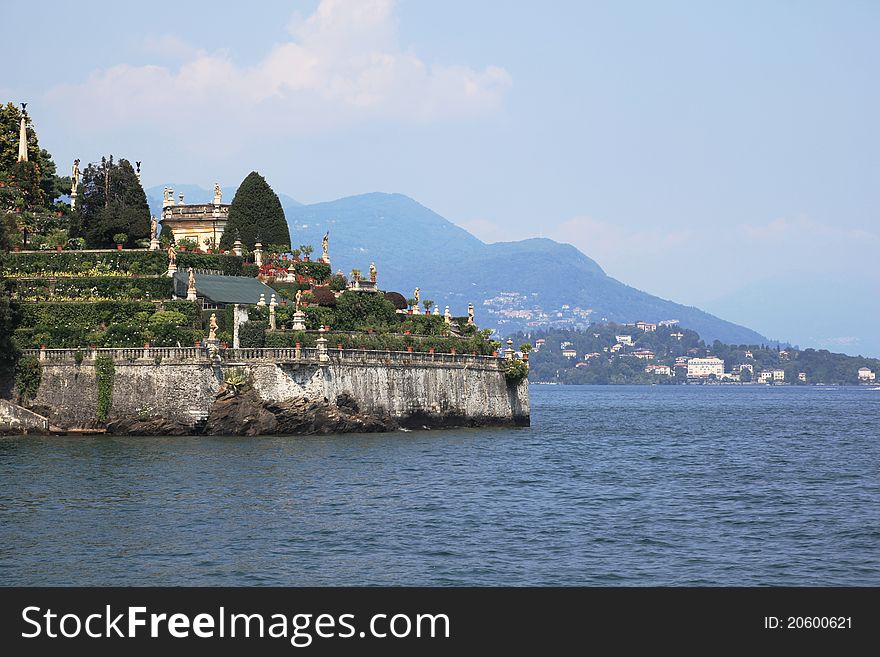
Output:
1 385 878 586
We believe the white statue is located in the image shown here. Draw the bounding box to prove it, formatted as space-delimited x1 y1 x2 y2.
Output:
213 183 222 204
164 187 172 203
295 289 303 312
209 313 218 340
150 216 158 241
187 267 196 294
467 303 475 326
167 243 176 265
322 231 330 262
369 262 377 282
414 287 420 305
71 159 80 195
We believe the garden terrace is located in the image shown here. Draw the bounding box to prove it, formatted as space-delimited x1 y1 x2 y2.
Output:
0 250 249 278
4 276 174 301
11 300 203 349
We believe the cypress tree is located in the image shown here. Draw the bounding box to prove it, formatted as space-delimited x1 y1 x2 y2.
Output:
220 171 290 250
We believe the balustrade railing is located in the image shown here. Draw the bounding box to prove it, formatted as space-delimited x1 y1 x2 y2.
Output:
22 347 504 368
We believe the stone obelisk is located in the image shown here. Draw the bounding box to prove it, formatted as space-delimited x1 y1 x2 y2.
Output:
17 106 28 162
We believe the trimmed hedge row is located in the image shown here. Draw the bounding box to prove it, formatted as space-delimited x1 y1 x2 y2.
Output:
177 252 247 276
4 277 174 301
240 323 494 354
0 250 250 278
0 251 168 276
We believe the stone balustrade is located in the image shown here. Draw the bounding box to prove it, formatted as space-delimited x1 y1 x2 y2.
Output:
22 347 505 369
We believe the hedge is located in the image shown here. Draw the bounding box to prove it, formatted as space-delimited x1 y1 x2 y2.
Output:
4 277 174 301
240 323 495 354
177 253 245 276
11 300 202 348
0 251 168 277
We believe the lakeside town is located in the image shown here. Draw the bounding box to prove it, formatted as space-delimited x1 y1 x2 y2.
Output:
517 322 880 386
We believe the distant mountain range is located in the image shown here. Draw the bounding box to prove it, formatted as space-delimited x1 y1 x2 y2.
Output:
146 184 771 345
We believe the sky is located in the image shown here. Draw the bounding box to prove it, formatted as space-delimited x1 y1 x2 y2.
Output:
4 0 879 354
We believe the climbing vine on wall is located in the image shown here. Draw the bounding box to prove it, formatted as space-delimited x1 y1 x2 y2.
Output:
14 355 42 403
95 356 115 422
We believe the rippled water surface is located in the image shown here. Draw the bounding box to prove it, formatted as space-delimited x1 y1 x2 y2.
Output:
1 385 878 585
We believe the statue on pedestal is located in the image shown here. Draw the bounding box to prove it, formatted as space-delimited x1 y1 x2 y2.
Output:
209 313 218 340
150 216 158 241
213 183 222 205
167 243 177 266
187 267 197 296
295 289 303 312
467 303 475 326
369 262 377 283
322 231 330 263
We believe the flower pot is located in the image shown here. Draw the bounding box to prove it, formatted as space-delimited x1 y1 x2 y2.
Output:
13 246 20 252
523 353 529 360
56 245 63 252
144 342 150 349
206 249 213 254
492 351 498 357
404 330 411 335
451 348 457 355
428 348 435 354
116 244 123 250
40 344 46 350
179 247 187 252
337 344 343 350
407 347 413 353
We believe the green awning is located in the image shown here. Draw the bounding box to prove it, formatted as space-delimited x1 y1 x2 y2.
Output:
173 272 284 305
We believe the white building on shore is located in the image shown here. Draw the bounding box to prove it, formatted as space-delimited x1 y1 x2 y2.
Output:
687 356 724 378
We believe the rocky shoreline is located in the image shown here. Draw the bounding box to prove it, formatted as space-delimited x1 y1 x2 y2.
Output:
3 391 526 438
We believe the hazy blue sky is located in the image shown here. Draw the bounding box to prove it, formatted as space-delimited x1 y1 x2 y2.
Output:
4 0 878 353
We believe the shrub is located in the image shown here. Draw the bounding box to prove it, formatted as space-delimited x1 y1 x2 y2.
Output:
384 291 407 310
112 232 128 245
503 358 529 384
14 355 42 403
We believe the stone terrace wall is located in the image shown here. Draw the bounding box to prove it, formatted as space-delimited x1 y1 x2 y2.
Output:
27 355 529 430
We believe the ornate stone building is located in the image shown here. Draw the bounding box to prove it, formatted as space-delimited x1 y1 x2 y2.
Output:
159 184 229 249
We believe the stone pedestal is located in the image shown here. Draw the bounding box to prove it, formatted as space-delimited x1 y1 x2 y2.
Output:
316 335 329 364
167 263 177 278
413 305 421 315
504 338 515 360
292 311 306 331
150 238 160 251
186 288 197 302
205 338 221 361
233 239 242 257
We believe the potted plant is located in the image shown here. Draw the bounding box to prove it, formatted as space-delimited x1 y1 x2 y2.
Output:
300 245 314 261
113 233 127 250
177 237 197 252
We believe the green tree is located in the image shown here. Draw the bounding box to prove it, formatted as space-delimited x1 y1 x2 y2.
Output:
0 103 66 204
220 171 290 250
77 156 150 247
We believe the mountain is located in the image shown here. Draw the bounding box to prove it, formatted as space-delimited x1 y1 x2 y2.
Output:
145 183 301 218
284 193 771 345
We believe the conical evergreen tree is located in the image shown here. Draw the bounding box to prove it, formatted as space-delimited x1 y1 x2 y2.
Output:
220 171 290 250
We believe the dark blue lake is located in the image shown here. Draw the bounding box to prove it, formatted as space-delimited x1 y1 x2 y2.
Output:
1 385 878 585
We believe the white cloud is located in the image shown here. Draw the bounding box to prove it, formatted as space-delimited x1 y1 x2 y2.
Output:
47 0 510 142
